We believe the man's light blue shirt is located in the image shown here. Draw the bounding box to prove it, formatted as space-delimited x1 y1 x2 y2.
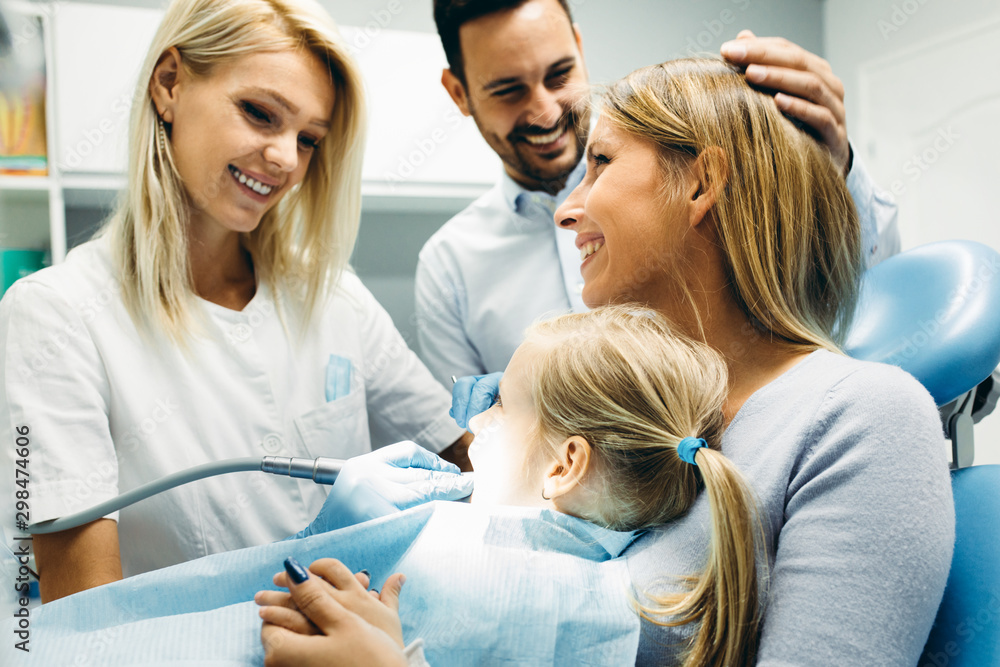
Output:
415 154 899 386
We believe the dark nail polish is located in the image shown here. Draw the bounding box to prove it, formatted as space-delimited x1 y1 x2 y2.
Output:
284 557 309 584
359 569 370 578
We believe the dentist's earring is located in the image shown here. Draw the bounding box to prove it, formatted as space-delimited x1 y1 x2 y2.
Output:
541 487 551 501
157 115 168 154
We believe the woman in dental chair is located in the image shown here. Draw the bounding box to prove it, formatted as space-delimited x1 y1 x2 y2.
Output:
260 59 955 667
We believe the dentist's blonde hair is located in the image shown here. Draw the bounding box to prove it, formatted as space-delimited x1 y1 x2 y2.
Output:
99 0 365 340
601 58 861 352
525 305 762 667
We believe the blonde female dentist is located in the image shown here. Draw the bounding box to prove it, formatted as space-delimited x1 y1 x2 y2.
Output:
0 0 471 603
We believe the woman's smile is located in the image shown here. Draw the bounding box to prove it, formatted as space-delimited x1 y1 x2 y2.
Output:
577 232 605 265
228 164 277 202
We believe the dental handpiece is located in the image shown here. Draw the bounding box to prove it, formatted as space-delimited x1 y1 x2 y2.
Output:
260 455 345 485
27 455 347 534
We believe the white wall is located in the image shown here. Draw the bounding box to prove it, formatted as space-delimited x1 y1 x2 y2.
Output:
826 0 1000 466
825 0 1000 134
573 0 823 85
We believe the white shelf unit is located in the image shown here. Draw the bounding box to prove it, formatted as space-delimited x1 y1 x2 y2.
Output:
0 2 65 262
0 1 497 266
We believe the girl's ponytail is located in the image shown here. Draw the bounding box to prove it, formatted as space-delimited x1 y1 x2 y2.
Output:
683 446 762 666
525 305 765 665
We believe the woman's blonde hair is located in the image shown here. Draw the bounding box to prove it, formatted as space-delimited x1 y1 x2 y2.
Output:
99 0 366 340
601 58 862 352
525 305 761 667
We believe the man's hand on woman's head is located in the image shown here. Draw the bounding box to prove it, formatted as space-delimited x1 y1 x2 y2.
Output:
721 30 851 175
256 558 408 667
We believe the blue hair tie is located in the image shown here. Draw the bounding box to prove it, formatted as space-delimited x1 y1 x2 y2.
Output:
677 437 707 466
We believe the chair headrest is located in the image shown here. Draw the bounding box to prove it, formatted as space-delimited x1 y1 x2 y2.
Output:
845 240 1000 406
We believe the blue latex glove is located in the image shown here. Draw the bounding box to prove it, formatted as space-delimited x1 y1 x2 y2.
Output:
450 372 503 430
292 441 474 539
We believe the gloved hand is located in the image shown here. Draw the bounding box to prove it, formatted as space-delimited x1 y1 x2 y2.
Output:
450 372 503 430
292 441 474 539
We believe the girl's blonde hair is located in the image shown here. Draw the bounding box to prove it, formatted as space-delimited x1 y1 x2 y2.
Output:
601 58 862 352
99 0 366 340
526 305 761 667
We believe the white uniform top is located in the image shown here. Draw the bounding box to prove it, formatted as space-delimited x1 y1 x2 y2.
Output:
0 237 465 576
416 154 901 387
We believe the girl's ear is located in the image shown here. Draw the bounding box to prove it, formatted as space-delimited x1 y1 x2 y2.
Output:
541 436 592 503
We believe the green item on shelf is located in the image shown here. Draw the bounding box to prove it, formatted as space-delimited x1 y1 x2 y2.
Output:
0 248 46 296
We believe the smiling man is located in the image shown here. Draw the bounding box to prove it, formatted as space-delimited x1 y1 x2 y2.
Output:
415 0 900 387
437 0 589 194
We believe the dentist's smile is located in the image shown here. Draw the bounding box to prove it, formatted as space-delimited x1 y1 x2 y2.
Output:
228 165 278 202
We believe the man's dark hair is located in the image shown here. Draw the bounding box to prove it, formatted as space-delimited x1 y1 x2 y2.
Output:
433 0 574 86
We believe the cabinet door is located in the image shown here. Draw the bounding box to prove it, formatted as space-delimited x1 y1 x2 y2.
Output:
51 3 162 175
859 18 1000 253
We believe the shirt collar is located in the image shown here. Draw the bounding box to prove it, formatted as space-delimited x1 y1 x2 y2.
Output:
576 522 642 558
500 159 587 217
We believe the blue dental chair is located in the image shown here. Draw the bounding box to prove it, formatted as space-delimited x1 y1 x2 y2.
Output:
845 240 1000 667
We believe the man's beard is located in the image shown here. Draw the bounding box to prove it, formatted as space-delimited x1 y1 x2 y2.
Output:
472 102 590 194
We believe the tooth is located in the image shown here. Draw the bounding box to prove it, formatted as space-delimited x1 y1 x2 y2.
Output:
527 126 564 145
239 174 247 184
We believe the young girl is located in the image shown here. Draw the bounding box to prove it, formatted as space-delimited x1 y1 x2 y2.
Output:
258 304 764 667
